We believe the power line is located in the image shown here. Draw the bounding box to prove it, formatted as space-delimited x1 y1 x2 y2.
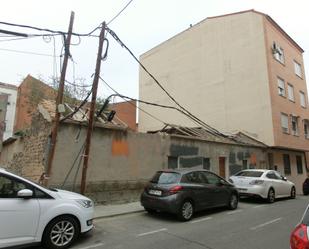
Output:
0 36 37 42
106 28 227 137
98 76 226 132
0 47 59 57
65 79 92 88
0 20 101 37
99 76 166 125
107 0 134 25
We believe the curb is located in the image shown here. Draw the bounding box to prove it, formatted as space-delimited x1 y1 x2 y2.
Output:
94 209 145 220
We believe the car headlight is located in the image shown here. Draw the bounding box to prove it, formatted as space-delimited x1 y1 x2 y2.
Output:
76 199 93 208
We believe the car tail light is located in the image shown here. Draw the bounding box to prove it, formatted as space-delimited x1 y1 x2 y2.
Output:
249 180 264 185
290 224 309 249
168 185 183 195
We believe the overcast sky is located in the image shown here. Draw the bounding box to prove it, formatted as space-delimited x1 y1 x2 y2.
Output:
0 0 308 102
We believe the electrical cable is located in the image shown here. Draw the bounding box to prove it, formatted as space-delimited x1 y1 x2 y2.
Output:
72 143 86 191
61 141 86 188
65 79 92 88
106 28 227 137
60 86 93 122
98 76 225 134
0 36 37 42
51 36 58 81
99 76 166 125
0 47 58 57
0 20 101 37
107 0 134 25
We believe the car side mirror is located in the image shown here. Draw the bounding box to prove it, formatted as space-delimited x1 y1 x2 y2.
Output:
282 176 287 181
17 189 33 198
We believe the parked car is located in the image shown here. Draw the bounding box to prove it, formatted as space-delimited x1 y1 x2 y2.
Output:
140 168 239 221
229 169 296 203
290 204 309 249
303 177 309 195
0 168 94 249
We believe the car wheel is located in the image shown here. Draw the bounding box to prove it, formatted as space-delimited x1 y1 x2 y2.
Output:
42 215 79 249
228 193 238 210
290 186 296 199
267 188 275 203
178 200 194 221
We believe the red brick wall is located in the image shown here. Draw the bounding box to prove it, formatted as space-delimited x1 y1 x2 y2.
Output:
14 75 56 132
110 100 137 131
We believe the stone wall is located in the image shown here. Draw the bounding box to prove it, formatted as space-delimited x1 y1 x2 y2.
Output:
0 113 51 182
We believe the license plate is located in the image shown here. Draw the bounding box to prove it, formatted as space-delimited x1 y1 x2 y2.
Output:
149 189 162 196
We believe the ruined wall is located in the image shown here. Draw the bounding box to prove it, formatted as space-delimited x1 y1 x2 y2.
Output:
0 113 51 182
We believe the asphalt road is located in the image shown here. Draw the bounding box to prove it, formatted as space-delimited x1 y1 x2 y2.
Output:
37 196 309 249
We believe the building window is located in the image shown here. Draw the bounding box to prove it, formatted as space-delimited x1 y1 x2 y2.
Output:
168 156 178 169
294 61 302 78
283 154 291 175
242 160 248 170
203 158 210 170
268 153 274 170
272 42 285 64
300 91 307 108
281 113 289 133
296 155 303 174
287 84 294 101
291 116 299 136
277 78 285 97
304 120 309 139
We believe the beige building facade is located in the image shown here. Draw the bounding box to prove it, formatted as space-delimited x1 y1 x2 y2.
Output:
139 10 309 188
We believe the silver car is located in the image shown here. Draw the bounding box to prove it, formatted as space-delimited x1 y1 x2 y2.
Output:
229 169 296 203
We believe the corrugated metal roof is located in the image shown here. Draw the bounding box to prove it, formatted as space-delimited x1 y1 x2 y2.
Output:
148 124 267 148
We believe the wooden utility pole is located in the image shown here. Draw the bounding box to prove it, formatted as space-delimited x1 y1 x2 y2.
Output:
80 22 106 194
45 12 75 185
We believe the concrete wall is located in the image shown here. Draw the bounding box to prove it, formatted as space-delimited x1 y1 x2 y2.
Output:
139 11 274 145
49 122 269 204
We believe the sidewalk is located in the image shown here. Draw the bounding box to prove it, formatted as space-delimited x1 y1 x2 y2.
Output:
94 202 144 219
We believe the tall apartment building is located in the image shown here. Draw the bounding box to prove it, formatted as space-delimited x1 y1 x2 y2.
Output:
139 10 309 188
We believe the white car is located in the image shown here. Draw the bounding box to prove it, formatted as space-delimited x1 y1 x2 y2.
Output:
229 169 296 203
0 168 94 249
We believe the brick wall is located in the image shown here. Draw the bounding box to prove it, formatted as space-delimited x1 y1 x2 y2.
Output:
109 100 137 131
14 75 56 132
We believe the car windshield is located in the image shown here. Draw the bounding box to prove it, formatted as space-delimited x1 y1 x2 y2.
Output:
235 171 263 177
150 172 181 184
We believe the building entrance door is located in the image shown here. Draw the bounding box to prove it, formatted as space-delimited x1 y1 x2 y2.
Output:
219 157 226 178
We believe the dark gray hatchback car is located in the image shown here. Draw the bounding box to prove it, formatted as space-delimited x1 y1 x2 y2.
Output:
141 169 239 221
